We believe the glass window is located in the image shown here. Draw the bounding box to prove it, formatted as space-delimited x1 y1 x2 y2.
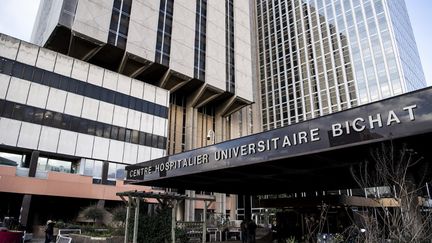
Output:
0 152 26 167
93 160 103 178
84 159 94 176
47 158 73 173
108 163 116 180
116 164 125 180
37 157 48 171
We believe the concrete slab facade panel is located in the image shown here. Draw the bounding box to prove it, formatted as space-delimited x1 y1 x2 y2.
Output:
16 41 39 66
36 48 57 72
153 116 167 137
123 143 138 164
6 77 30 104
155 88 169 107
38 126 60 153
46 88 67 113
0 118 21 146
140 113 154 134
150 148 164 159
71 59 90 82
126 0 159 61
0 34 20 60
126 109 141 131
81 97 99 121
97 101 114 124
206 0 227 91
169 0 195 77
143 83 156 102
27 83 49 109
75 133 94 158
130 79 144 99
88 64 104 86
72 0 113 43
92 136 110 160
17 122 41 150
54 54 74 77
117 75 131 95
112 106 128 127
64 93 84 117
57 130 78 155
108 140 125 163
102 70 118 91
137 145 151 163
0 74 11 99
30 0 63 45
234 0 253 102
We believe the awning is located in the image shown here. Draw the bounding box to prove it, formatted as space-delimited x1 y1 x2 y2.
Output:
125 87 432 194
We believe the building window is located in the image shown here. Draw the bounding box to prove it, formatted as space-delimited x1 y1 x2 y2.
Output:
226 0 235 93
0 98 167 150
0 151 26 167
108 162 126 180
194 0 207 81
37 157 78 174
155 0 174 66
108 0 132 49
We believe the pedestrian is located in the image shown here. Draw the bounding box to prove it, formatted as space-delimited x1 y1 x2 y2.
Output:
45 220 55 243
247 218 257 243
240 219 247 243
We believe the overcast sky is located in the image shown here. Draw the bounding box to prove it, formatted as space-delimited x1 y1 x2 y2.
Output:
0 0 430 85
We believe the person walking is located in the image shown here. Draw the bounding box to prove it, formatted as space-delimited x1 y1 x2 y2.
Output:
240 219 247 243
247 219 257 243
44 220 55 243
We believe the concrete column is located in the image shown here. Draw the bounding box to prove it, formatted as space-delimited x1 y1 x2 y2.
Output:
101 161 109 184
133 198 140 243
185 98 198 150
215 193 226 220
243 195 252 221
19 195 32 229
124 198 131 243
229 195 237 220
28 151 40 177
184 190 196 221
171 201 177 243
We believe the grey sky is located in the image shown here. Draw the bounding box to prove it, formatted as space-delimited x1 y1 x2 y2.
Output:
0 0 430 85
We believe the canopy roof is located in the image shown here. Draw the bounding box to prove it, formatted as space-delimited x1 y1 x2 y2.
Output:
126 88 432 195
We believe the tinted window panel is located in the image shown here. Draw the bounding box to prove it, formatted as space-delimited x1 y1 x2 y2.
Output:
1 59 13 75
23 66 33 80
111 126 119 140
103 124 111 138
33 69 44 83
118 127 126 141
139 132 146 145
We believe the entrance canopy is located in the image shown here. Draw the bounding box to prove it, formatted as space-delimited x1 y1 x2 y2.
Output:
126 88 432 194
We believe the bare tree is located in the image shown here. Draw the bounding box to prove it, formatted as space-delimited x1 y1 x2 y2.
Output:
304 203 329 243
350 143 432 242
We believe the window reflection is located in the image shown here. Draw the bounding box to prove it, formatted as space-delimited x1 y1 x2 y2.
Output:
0 152 26 167
37 157 77 174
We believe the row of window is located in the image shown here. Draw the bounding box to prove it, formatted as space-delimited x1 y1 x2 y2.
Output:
108 0 132 49
225 0 235 93
0 99 167 149
0 150 127 183
193 0 207 81
0 57 168 118
155 0 174 66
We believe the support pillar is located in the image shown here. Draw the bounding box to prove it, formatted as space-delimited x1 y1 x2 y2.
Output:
133 198 140 243
244 195 252 221
202 201 208 243
124 197 131 243
19 195 32 229
171 201 177 243
28 151 39 177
